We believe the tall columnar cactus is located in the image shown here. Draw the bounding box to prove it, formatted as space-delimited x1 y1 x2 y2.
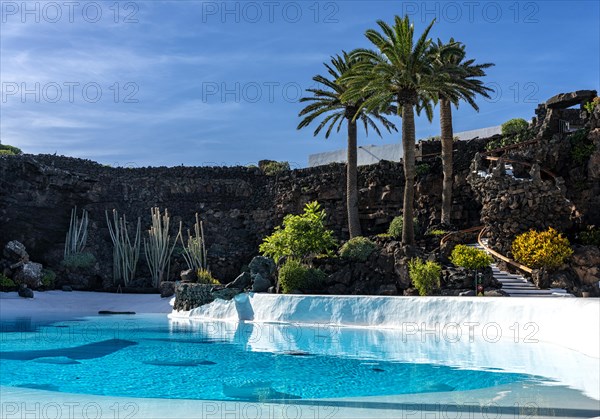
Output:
106 209 141 287
178 213 208 272
144 207 179 288
64 206 89 258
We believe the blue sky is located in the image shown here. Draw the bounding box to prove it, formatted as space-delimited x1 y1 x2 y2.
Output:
1 0 599 167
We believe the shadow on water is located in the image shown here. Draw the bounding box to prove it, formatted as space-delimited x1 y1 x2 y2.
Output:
0 339 137 360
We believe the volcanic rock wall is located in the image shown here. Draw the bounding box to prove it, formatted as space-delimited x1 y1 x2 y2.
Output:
0 140 486 286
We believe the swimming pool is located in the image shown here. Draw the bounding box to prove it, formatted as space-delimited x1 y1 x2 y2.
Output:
0 294 599 418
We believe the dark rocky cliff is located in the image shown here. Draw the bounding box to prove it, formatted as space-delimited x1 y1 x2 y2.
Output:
0 140 486 286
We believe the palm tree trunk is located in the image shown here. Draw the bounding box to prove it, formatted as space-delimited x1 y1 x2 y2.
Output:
440 97 454 225
401 103 416 245
346 119 361 238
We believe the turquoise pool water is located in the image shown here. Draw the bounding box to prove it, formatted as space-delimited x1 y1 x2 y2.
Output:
0 314 549 401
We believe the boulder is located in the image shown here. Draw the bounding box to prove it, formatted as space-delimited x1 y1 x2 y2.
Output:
570 245 600 286
248 256 276 280
377 284 398 295
180 269 197 283
3 240 29 263
18 284 34 298
211 287 242 301
546 90 596 109
159 281 176 298
13 262 43 289
251 273 271 293
226 271 252 289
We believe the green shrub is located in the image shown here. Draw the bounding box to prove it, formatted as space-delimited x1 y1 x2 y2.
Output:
0 273 15 288
262 161 290 176
511 227 573 270
584 97 600 114
450 245 493 270
260 201 337 262
0 144 23 155
408 258 441 296
568 129 594 165
416 163 430 176
196 268 219 285
426 229 448 237
579 227 600 247
61 252 96 270
278 259 326 294
339 237 376 262
387 216 419 239
41 269 56 288
501 118 529 136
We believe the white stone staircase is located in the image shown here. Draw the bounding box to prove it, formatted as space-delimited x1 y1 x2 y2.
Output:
470 243 573 297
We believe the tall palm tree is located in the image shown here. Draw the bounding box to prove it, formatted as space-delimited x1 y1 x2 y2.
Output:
342 15 454 245
298 51 396 238
433 39 494 225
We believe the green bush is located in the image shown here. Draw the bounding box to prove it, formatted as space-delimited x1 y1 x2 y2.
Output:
0 273 15 289
450 245 493 270
426 229 448 237
387 216 419 239
0 144 23 155
339 237 376 262
260 201 337 262
501 118 529 136
196 268 219 285
278 259 326 294
408 258 441 296
262 161 290 176
511 227 573 270
584 97 599 114
568 129 594 165
62 252 96 270
416 163 430 176
41 269 56 288
579 227 600 247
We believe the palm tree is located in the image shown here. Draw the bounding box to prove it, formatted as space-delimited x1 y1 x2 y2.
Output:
433 39 494 225
298 51 396 238
341 15 453 245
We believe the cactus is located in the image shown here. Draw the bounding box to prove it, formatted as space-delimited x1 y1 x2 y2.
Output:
178 213 208 273
106 209 141 287
144 207 179 288
64 206 89 258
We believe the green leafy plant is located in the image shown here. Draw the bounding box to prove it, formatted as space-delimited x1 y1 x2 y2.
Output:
408 258 441 296
578 227 600 247
387 216 419 239
339 237 376 262
416 163 431 176
196 268 219 285
62 252 96 270
41 269 57 288
512 227 573 270
501 118 529 136
584 97 599 114
0 144 22 155
0 273 15 289
278 259 326 294
262 161 290 176
568 129 594 165
259 201 337 262
450 245 493 269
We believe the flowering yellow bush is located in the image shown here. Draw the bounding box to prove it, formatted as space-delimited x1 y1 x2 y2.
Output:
511 227 573 270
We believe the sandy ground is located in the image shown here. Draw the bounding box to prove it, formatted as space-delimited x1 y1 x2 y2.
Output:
0 290 172 320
